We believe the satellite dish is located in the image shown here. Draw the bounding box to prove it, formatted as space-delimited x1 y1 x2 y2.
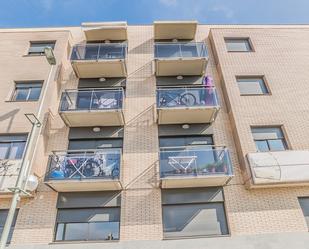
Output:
26 175 39 192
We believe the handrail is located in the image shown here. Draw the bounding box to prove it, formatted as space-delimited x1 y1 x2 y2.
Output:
63 87 124 93
159 146 233 177
46 148 122 181
157 86 216 90
59 88 124 112
71 43 127 61
157 87 219 108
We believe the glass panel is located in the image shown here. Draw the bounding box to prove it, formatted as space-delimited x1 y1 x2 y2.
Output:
0 210 18 244
91 91 121 110
99 44 124 59
64 223 88 241
159 136 213 148
84 45 99 60
55 223 64 241
48 150 121 180
299 198 309 227
160 147 231 178
14 88 29 101
76 91 92 109
8 142 26 159
268 139 286 151
88 222 119 240
255 140 269 152
28 87 42 100
252 127 284 140
0 143 10 159
180 43 198 57
225 39 251 52
237 78 268 95
163 203 228 237
68 139 123 150
29 42 55 53
0 135 27 142
155 44 181 58
157 88 217 108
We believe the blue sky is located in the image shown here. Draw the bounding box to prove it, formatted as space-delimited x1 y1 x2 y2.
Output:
0 0 309 28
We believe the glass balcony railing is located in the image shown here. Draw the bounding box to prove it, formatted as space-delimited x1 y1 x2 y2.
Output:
160 146 233 179
45 149 121 181
71 43 127 61
157 87 218 109
59 88 124 112
154 42 208 59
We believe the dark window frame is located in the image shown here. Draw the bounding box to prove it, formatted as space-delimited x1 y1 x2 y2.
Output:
224 37 253 52
0 209 19 244
298 197 309 230
161 188 230 239
28 41 56 56
54 206 120 242
11 81 43 102
236 76 270 96
251 126 288 152
159 135 214 149
0 134 28 160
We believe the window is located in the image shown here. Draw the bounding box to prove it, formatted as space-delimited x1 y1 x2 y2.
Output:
68 138 123 150
236 77 269 95
28 41 55 55
0 135 27 160
251 127 287 152
0 209 19 244
55 192 120 241
162 188 228 238
12 82 43 101
159 135 213 148
299 197 309 228
225 38 252 52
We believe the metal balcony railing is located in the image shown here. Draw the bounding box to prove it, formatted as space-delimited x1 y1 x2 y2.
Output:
71 43 127 61
154 42 208 59
45 149 121 181
159 146 233 179
157 87 218 109
59 88 124 112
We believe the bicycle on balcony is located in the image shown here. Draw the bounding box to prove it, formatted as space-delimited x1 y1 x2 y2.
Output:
158 89 197 107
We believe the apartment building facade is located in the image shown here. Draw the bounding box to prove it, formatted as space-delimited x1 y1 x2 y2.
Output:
0 21 309 249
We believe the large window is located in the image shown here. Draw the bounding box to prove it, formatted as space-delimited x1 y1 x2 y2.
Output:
12 82 43 101
0 135 27 160
225 38 252 52
55 192 120 241
159 135 213 148
162 188 228 238
236 77 269 95
251 127 287 152
299 197 309 228
0 209 19 244
28 41 55 55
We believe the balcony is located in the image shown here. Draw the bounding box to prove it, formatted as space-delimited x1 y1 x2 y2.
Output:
82 21 128 41
154 42 208 76
59 88 124 127
160 146 233 188
247 150 309 187
154 21 198 40
157 87 219 124
70 43 127 78
44 149 122 192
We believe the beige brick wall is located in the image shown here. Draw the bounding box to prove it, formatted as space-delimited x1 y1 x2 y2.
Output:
210 27 309 234
1 25 309 246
